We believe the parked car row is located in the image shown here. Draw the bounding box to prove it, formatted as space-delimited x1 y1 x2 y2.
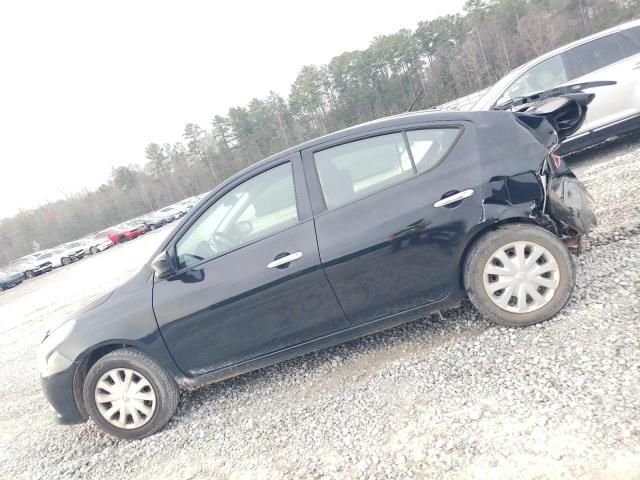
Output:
0 195 207 292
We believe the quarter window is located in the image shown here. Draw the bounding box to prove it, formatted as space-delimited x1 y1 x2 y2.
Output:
406 128 460 173
175 163 298 269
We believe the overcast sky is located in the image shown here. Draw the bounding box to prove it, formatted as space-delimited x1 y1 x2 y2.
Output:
0 0 466 219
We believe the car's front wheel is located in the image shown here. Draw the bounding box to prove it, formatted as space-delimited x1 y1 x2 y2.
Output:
25 270 35 279
89 246 98 255
83 349 179 440
464 224 575 327
61 257 71 266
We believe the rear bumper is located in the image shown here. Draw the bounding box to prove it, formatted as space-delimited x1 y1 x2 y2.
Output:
39 364 86 425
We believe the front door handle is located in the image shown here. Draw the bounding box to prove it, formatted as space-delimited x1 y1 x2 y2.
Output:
433 189 474 208
267 251 302 269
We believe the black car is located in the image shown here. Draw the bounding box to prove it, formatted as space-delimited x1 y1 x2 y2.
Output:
0 266 24 290
38 87 597 439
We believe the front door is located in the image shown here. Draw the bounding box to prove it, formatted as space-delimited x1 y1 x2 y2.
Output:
303 123 483 325
152 157 349 376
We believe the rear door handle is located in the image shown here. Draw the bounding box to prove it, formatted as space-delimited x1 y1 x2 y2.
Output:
267 251 302 269
433 189 474 208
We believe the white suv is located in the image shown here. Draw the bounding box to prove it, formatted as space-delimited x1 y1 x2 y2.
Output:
472 20 640 153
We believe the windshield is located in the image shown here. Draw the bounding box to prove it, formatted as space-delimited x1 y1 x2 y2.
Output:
472 64 530 110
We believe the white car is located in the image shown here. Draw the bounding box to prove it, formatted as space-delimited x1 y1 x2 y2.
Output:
472 20 640 153
31 245 86 268
65 238 113 256
153 206 186 223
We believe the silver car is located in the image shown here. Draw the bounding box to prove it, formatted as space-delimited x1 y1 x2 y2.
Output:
472 20 640 153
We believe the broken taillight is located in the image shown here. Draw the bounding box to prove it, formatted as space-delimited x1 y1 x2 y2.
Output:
550 153 562 169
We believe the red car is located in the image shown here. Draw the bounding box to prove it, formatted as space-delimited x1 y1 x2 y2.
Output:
95 223 147 244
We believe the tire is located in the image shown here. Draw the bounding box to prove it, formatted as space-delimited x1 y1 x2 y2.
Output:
83 348 179 440
149 225 156 231
25 270 35 279
89 246 98 255
61 257 71 266
463 223 575 327
118 235 127 244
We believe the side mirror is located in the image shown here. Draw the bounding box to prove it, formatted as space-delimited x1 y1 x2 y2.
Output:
151 251 175 279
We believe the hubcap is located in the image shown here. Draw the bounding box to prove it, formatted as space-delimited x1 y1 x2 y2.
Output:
95 368 156 429
483 241 560 313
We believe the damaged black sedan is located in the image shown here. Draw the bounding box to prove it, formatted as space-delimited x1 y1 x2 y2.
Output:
39 86 596 439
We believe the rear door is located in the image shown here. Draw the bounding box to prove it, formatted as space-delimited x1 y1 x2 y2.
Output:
303 122 483 325
564 31 640 132
152 154 349 376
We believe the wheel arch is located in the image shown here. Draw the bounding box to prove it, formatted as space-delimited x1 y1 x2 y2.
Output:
72 342 138 420
457 217 542 291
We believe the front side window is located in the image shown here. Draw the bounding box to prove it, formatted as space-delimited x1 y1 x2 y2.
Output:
314 133 413 210
567 34 627 78
175 163 298 269
503 55 569 101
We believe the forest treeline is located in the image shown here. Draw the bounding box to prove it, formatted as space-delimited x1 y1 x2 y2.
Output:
1 0 638 264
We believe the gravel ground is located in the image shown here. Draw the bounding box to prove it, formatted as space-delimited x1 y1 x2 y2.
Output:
1 140 639 479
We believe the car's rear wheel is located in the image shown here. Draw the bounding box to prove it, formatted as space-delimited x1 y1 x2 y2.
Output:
61 257 71 266
89 246 98 255
25 270 35 279
464 224 575 327
118 235 127 244
149 224 156 231
83 349 179 440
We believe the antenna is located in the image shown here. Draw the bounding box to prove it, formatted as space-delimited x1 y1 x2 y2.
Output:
407 88 425 112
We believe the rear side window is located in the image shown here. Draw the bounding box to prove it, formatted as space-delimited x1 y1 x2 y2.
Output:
620 27 640 55
567 34 627 78
314 128 460 210
314 133 413 210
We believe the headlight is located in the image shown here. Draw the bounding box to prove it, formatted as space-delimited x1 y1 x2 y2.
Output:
38 320 75 377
